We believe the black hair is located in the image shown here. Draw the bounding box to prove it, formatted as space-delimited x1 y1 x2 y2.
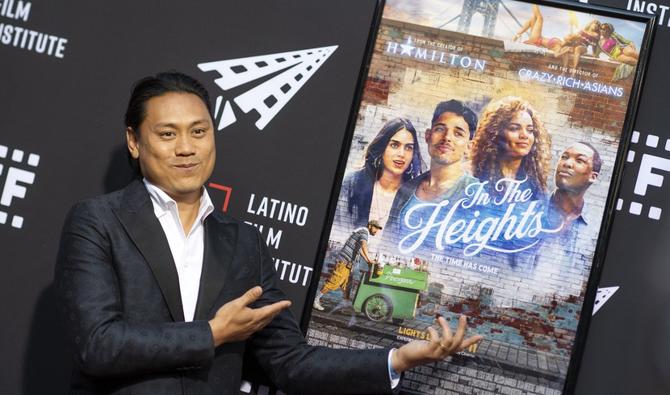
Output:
125 71 212 131
124 72 212 175
601 23 614 34
431 99 478 139
346 118 424 227
577 141 602 173
362 117 423 182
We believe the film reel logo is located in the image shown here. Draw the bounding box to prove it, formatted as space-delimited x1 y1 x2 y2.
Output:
198 45 338 131
0 144 40 229
618 130 670 221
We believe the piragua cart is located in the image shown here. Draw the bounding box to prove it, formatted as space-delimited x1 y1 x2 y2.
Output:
353 265 428 323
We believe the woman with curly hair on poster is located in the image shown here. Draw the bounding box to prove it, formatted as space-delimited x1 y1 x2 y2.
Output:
471 96 552 200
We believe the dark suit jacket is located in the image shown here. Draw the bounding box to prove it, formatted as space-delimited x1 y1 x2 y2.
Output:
55 180 393 394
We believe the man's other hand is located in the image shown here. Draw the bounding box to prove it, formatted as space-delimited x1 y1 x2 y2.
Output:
208 286 291 347
391 315 483 372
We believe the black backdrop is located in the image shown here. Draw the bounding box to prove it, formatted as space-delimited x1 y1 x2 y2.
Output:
1 0 670 394
0 1 379 393
574 0 670 394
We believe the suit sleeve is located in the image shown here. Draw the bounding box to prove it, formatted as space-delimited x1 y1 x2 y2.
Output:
247 230 395 394
55 201 215 378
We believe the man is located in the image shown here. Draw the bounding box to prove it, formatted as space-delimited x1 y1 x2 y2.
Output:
546 141 601 236
527 142 602 299
313 220 381 312
55 72 481 394
385 100 478 250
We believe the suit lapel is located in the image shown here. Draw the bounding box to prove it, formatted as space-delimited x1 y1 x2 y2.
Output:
194 213 238 321
114 180 185 322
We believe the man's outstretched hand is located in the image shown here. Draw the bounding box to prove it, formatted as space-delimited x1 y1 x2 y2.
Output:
391 315 483 373
209 286 291 347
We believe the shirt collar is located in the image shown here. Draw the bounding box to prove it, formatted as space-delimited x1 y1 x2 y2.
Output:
548 191 589 225
143 178 214 224
355 226 370 236
578 205 589 225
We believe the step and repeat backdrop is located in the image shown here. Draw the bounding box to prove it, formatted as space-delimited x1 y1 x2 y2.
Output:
0 0 380 393
0 0 668 394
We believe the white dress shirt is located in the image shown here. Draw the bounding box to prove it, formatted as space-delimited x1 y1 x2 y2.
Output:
144 179 400 387
143 179 214 322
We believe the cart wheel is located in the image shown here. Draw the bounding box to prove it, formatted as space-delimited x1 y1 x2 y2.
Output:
362 294 393 322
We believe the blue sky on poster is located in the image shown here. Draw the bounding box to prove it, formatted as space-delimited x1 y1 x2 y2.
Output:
385 0 644 49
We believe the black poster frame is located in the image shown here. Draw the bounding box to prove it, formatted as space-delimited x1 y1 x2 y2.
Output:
301 0 656 393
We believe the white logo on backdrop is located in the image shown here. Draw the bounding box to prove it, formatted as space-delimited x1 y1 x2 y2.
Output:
617 130 670 221
0 144 39 229
0 1 70 58
627 0 670 29
593 286 619 315
198 45 338 131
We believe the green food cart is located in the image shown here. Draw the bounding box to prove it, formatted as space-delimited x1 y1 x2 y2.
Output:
353 265 428 323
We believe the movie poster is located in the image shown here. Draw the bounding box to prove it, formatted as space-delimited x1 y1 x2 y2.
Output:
306 0 650 393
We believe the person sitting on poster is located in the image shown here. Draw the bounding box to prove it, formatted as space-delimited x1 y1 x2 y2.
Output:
313 220 382 311
513 5 564 57
559 19 601 70
335 118 423 234
471 96 551 200
596 23 639 66
384 100 478 254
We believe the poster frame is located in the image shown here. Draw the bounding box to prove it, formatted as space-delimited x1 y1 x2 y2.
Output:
301 0 655 393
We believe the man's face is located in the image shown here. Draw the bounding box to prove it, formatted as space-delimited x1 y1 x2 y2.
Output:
425 111 471 166
126 92 216 201
368 225 380 236
555 143 598 193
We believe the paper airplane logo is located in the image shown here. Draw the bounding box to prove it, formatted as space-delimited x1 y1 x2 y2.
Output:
592 286 619 315
198 45 338 131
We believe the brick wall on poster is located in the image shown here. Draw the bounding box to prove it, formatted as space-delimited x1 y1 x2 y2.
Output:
356 18 629 194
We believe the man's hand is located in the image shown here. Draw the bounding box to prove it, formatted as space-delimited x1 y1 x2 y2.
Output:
208 286 291 347
391 315 483 373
